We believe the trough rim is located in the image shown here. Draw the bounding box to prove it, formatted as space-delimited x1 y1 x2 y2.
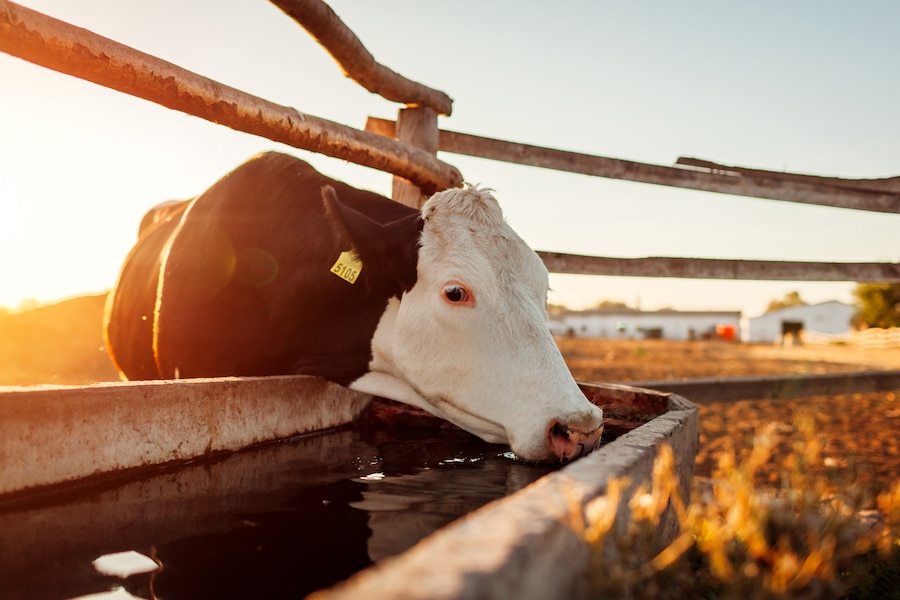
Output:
0 375 372 498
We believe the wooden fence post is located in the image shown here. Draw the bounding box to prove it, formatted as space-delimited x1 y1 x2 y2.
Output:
392 106 439 208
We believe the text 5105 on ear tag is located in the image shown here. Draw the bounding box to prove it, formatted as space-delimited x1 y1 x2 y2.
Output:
330 250 362 284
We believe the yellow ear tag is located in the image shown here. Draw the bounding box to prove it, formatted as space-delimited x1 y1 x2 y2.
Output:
330 250 363 284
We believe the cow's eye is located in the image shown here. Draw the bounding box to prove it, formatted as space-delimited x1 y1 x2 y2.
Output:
443 284 470 304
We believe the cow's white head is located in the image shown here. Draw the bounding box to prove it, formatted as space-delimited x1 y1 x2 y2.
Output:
357 185 604 463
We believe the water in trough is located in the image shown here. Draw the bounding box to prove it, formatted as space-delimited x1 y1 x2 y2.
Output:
0 419 555 599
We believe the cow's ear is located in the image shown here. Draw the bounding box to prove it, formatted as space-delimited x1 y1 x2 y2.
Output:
322 185 423 294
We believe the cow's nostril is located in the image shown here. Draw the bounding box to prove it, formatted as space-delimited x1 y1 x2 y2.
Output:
550 422 570 439
548 421 604 462
548 421 576 462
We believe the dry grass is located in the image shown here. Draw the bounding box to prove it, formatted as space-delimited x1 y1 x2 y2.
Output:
571 430 900 599
556 337 900 382
558 337 900 598
558 337 900 495
694 391 900 497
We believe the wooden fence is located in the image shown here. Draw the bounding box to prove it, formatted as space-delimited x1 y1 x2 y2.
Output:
2 0 897 283
853 328 900 350
2 0 899 367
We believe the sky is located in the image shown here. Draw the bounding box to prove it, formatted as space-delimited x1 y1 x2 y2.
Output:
1 0 898 318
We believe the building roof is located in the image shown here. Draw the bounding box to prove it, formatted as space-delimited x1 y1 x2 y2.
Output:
748 300 854 322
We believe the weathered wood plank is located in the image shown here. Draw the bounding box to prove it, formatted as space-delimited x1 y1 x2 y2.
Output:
0 1 462 194
538 252 900 282
392 106 439 208
270 0 452 115
676 157 900 193
366 117 900 214
440 131 900 213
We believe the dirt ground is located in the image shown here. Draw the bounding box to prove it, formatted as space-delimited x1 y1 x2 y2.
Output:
557 336 900 382
559 337 900 496
3 295 900 495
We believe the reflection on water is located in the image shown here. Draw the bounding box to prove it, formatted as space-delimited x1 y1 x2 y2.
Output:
92 551 160 578
0 424 554 599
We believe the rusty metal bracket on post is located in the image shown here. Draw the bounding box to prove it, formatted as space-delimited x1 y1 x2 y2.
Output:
0 1 462 194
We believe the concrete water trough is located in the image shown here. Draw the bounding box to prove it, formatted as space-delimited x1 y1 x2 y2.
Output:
315 384 699 599
0 378 698 598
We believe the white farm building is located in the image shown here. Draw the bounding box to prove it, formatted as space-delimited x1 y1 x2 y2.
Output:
548 308 742 341
742 300 857 344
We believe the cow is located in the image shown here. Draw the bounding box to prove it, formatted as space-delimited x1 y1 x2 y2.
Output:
104 152 603 462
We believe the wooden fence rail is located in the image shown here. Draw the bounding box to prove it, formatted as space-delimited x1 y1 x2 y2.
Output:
270 0 453 115
852 328 900 349
367 117 900 214
538 253 900 283
0 0 462 194
675 157 900 193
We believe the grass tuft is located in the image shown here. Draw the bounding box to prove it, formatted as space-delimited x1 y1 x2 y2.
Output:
570 413 900 599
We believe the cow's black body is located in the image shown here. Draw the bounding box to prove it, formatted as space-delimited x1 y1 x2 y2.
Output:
104 152 423 384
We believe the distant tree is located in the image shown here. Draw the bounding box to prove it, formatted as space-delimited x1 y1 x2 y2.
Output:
765 291 806 313
547 303 568 315
854 283 900 328
594 300 630 309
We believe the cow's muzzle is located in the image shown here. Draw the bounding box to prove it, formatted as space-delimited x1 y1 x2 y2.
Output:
548 422 604 463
